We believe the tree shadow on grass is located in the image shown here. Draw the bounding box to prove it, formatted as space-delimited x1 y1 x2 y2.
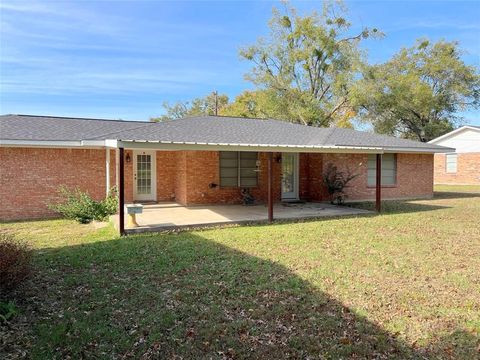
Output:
7 233 478 359
433 191 480 200
347 190 480 215
346 200 450 215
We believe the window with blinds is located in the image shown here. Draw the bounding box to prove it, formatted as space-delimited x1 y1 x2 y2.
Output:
219 152 258 187
367 154 397 186
445 153 457 173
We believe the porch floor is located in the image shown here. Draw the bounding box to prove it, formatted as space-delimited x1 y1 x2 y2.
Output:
117 202 372 234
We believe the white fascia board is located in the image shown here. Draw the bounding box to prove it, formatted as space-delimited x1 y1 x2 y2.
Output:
81 140 107 147
383 146 455 153
116 140 384 154
104 139 118 148
0 139 108 149
0 139 84 148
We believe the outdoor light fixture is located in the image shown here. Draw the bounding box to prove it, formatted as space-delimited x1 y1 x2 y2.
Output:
274 154 282 163
125 153 131 163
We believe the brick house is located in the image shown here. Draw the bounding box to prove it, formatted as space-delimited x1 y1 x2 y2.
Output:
1 115 453 227
429 126 480 185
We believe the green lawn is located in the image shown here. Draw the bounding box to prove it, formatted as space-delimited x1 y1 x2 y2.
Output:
1 186 479 359
434 184 480 193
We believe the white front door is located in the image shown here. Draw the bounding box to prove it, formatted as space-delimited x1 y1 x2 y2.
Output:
281 153 299 200
133 150 156 202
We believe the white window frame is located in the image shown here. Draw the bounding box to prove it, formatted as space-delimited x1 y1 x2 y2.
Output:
445 153 457 174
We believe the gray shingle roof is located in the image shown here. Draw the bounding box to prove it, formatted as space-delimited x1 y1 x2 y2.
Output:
0 114 451 152
0 114 151 141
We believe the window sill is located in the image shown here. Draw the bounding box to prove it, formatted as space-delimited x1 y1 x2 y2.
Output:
367 184 397 189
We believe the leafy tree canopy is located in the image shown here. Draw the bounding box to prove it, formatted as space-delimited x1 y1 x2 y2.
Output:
220 90 286 119
238 1 380 126
151 92 229 122
220 89 354 128
352 39 480 141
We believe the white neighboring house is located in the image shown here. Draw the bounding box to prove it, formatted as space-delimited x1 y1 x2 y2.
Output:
429 126 480 185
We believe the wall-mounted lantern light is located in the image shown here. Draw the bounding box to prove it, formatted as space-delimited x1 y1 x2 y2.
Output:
125 153 131 163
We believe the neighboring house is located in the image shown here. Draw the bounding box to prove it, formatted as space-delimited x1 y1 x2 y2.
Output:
0 114 453 222
429 126 480 185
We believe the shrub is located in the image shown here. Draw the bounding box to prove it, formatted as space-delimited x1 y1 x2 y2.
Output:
0 301 18 324
323 163 359 205
102 187 119 217
0 233 32 296
49 186 118 224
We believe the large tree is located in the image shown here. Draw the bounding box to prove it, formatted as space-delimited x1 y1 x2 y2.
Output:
220 89 285 119
239 1 379 126
353 40 480 141
151 92 229 121
221 88 354 128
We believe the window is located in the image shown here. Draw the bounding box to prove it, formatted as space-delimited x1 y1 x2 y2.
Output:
367 154 397 186
446 153 457 173
219 152 258 187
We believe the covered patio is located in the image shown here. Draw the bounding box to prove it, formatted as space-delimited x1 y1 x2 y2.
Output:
104 116 448 235
116 202 372 234
115 148 383 235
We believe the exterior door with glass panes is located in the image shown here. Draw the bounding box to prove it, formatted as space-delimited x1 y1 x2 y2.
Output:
281 153 299 200
133 150 156 202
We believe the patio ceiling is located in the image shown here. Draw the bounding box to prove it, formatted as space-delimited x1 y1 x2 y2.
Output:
111 139 385 154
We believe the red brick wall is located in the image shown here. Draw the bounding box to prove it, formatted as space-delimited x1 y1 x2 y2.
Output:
433 153 480 185
174 151 282 205
121 150 177 203
155 151 177 201
0 147 108 220
299 153 326 201
124 150 134 202
174 151 187 204
0 148 435 221
318 153 434 201
173 151 433 204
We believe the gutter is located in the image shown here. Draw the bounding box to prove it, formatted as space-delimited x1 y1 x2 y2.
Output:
0 138 455 154
0 139 86 148
0 139 108 149
114 139 384 154
382 146 455 154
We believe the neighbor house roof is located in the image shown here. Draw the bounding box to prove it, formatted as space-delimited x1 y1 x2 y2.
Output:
0 114 454 153
428 125 480 144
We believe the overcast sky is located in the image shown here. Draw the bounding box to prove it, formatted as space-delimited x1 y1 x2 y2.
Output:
1 0 479 125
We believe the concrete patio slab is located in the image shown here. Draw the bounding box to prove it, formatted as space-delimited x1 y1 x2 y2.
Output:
115 202 372 234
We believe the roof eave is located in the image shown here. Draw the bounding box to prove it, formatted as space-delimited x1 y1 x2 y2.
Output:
0 139 110 149
0 138 455 154
383 145 455 153
115 140 384 153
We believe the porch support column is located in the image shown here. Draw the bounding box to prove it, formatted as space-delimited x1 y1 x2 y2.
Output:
119 147 125 236
105 148 110 196
267 152 273 222
115 148 120 189
376 153 382 213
